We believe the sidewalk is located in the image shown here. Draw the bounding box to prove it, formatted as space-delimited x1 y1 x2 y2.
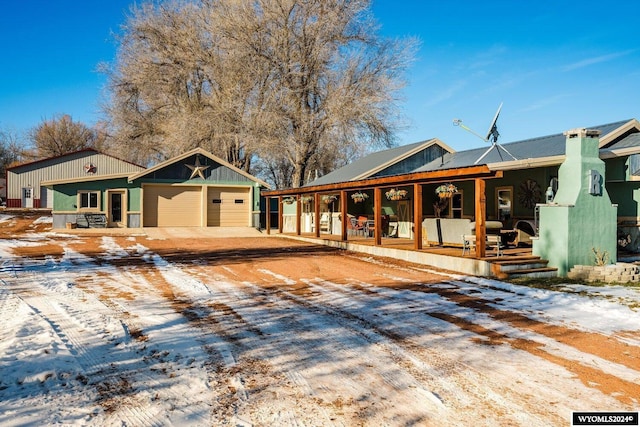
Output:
55 226 268 239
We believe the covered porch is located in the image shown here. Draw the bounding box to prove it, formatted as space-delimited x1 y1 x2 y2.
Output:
263 165 507 257
262 165 556 277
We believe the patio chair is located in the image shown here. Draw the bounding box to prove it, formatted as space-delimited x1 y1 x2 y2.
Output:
347 216 366 236
357 216 370 236
319 212 331 233
462 234 502 256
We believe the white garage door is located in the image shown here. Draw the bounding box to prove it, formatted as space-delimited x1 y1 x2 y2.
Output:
143 185 202 227
207 187 250 226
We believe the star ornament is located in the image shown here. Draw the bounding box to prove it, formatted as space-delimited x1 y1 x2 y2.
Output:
185 156 211 180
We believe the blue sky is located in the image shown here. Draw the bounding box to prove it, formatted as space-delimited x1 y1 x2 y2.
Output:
1 0 638 152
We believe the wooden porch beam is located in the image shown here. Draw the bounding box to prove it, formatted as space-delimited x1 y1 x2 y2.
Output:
374 187 382 245
263 166 502 197
413 183 423 250
278 196 283 234
295 196 301 235
265 196 271 235
314 193 320 238
340 190 348 240
475 178 486 258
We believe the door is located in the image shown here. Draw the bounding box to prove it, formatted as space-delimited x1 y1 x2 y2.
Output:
22 187 33 208
108 191 126 227
207 187 250 226
143 185 202 227
397 200 413 238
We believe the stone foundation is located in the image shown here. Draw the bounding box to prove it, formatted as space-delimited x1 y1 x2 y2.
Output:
567 263 640 283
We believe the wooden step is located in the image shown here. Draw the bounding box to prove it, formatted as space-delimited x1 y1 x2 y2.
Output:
494 259 549 272
490 256 557 279
501 267 558 279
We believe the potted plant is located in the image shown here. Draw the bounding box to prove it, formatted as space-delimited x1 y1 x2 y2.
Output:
282 196 295 204
351 191 369 203
385 188 408 201
435 183 458 198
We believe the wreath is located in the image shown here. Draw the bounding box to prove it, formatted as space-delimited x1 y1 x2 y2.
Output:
518 179 542 209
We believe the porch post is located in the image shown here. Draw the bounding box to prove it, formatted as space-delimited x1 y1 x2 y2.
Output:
314 193 321 238
475 178 486 257
340 190 348 240
374 187 382 245
265 196 271 235
278 196 283 234
414 183 423 250
296 195 301 235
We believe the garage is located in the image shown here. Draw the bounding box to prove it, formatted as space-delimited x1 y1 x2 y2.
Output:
207 187 251 226
143 185 202 227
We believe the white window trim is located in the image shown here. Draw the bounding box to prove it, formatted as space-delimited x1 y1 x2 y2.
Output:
78 190 101 211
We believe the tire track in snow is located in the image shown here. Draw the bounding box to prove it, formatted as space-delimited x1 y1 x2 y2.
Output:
190 263 443 426
6 241 214 427
246 269 578 426
361 277 640 405
89 239 238 426
304 275 640 415
8 272 164 427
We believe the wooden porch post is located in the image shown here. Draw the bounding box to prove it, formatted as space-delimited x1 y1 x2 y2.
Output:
278 196 283 234
340 190 348 240
414 183 423 250
314 193 321 238
265 196 271 234
374 187 382 245
296 195 301 235
475 178 486 257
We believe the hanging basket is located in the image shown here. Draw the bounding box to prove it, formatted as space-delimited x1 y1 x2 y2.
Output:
385 189 408 201
351 192 369 203
435 183 458 199
322 194 338 204
282 197 295 205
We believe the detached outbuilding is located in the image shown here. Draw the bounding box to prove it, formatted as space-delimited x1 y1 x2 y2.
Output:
6 149 144 209
43 148 269 229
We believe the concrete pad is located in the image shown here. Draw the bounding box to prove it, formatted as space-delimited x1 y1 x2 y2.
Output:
143 227 268 239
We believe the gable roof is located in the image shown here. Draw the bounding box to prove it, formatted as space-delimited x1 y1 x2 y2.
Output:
8 148 144 172
415 119 640 173
306 138 453 187
127 147 270 188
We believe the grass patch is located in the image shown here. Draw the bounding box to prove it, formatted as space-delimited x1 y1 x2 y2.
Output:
506 276 640 290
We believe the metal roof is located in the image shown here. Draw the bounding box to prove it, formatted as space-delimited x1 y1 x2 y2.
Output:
306 138 451 186
605 132 640 150
415 120 632 173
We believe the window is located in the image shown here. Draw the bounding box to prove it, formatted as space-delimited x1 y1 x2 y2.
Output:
234 199 244 204
451 192 463 218
496 187 513 224
78 191 100 210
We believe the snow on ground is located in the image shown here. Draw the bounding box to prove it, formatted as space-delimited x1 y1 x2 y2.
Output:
0 219 639 426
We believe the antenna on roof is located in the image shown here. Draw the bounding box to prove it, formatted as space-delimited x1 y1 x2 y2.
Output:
452 102 517 164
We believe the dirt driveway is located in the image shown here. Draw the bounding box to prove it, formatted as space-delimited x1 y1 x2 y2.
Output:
0 212 639 426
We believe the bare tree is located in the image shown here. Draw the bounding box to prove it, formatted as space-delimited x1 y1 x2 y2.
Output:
28 114 107 158
104 0 416 186
103 1 260 168
0 127 25 175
